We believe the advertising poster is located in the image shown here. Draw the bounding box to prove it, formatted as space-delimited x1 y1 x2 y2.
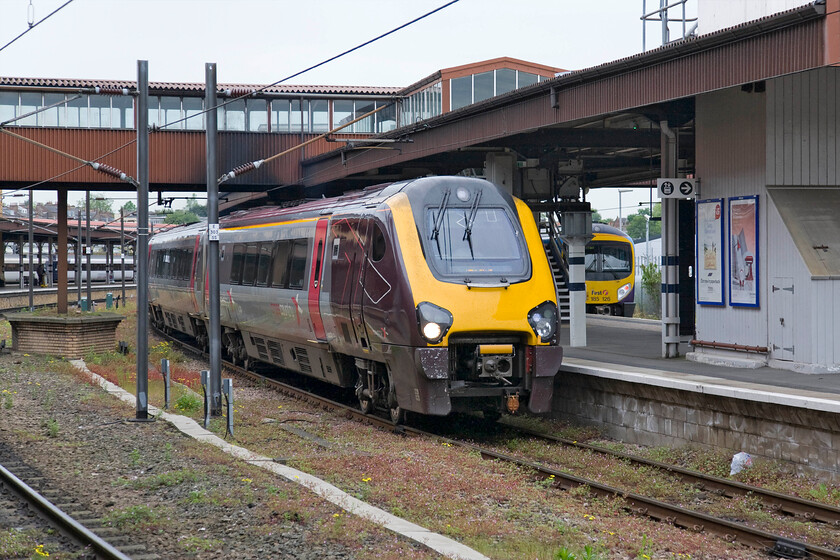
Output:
696 199 724 305
728 196 759 307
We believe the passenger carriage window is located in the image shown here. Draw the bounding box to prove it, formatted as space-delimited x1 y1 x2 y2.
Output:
230 244 246 285
242 244 259 286
288 239 308 290
370 222 387 262
270 241 292 288
255 243 272 286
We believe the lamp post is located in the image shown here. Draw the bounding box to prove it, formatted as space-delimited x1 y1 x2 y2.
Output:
618 189 632 232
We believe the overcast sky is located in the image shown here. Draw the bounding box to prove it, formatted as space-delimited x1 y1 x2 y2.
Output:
0 0 697 217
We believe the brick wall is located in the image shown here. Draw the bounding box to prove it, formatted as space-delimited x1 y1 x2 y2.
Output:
8 314 124 359
552 372 840 480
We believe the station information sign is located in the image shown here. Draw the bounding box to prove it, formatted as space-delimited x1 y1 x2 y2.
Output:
657 178 697 199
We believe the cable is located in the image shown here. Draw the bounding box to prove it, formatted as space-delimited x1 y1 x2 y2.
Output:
0 0 76 55
158 0 459 131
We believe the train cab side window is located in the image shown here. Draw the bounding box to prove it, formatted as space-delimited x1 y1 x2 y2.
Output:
242 244 259 285
288 239 308 290
370 222 387 262
230 244 246 284
255 243 272 286
270 240 292 288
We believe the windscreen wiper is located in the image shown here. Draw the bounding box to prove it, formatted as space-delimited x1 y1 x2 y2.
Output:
431 189 451 257
462 190 482 258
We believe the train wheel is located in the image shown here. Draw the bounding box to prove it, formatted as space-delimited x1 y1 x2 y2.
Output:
359 396 373 415
389 405 405 425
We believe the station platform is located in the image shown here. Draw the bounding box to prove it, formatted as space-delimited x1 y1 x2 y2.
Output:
559 315 840 409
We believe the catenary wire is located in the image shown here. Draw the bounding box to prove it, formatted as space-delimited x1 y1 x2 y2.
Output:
0 0 76 54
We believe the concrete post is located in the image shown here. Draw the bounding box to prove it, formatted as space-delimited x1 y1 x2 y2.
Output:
566 239 587 347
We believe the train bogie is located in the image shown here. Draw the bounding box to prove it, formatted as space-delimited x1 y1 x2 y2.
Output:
149 176 563 421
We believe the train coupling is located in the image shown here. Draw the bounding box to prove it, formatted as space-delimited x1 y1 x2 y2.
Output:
506 392 520 414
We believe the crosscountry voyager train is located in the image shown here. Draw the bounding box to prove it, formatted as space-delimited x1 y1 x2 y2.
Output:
148 176 563 423
583 224 635 316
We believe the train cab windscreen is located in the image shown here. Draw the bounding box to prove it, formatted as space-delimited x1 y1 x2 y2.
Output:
585 241 632 281
424 207 529 279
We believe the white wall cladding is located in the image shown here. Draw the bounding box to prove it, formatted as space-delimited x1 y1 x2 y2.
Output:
766 69 840 371
767 68 840 186
694 87 767 349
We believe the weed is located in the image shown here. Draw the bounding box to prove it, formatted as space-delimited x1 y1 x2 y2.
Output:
104 505 166 531
163 442 173 462
43 389 55 408
0 528 42 557
129 448 141 467
179 535 223 553
555 548 577 560
809 483 840 503
132 469 201 490
2 389 12 409
44 418 59 438
636 534 654 560
174 392 202 414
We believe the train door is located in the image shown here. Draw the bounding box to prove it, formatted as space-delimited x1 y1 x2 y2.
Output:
350 219 371 350
328 217 368 352
308 218 329 340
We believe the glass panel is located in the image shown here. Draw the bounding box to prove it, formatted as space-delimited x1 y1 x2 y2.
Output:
332 100 353 131
255 243 272 286
473 71 494 103
0 92 17 124
112 96 134 129
160 96 182 129
517 71 538 88
355 100 375 133
496 69 516 95
90 96 111 128
147 96 161 129
19 92 40 126
40 93 64 126
303 99 326 133
247 98 267 132
450 76 471 111
288 239 308 289
270 240 291 288
271 99 290 132
377 102 396 133
424 207 526 277
230 244 245 284
242 244 259 285
224 99 245 131
290 100 308 132
183 97 203 130
585 241 633 281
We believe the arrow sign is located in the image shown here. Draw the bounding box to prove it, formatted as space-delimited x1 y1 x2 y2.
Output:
657 178 697 198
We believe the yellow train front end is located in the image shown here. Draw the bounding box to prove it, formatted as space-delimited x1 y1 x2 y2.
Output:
585 224 636 317
385 177 563 418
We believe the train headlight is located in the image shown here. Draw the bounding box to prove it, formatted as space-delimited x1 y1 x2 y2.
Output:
617 283 632 301
528 301 558 343
416 302 453 344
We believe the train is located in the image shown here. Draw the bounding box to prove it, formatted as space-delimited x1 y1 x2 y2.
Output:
148 176 563 423
581 224 636 316
2 254 135 285
547 222 636 317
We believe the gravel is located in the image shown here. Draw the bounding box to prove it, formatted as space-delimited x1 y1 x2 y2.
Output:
0 350 437 560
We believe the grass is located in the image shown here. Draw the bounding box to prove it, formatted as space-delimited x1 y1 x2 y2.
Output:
0 529 50 560
104 504 168 531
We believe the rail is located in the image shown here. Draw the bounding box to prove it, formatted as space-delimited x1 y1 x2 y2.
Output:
690 339 769 354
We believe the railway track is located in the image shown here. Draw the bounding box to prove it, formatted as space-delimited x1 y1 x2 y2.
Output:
160 328 840 558
0 453 147 560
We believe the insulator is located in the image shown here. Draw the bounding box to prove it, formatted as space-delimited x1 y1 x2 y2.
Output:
225 88 256 98
90 162 127 181
94 87 132 96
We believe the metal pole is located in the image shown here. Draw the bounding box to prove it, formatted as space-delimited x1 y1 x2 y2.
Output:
660 0 669 45
206 62 222 416
642 0 646 51
660 120 679 358
17 236 22 289
85 191 92 306
136 60 151 420
27 191 33 311
120 207 125 304
76 210 81 302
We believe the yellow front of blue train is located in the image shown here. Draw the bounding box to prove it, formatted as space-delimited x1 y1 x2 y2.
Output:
383 177 563 417
585 224 636 317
